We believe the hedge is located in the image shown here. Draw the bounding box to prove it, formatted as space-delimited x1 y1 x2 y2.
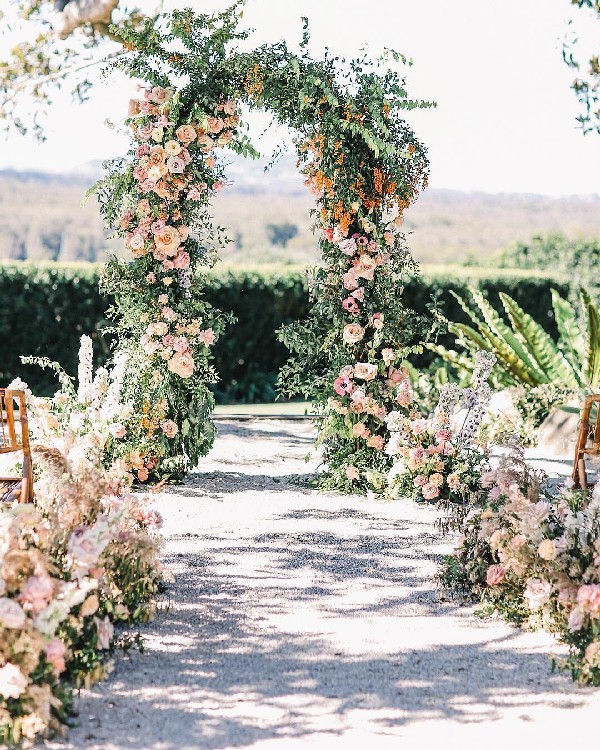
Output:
0 261 572 403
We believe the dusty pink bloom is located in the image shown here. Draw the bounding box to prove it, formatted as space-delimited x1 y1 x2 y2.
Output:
199 328 216 346
343 323 365 345
19 575 54 614
354 254 376 281
352 422 371 439
339 238 357 256
109 423 126 439
45 638 67 675
422 483 440 500
173 251 190 269
414 475 427 487
346 465 360 482
176 124 197 144
171 336 188 353
343 270 359 291
197 134 215 152
577 584 600 618
372 313 384 330
568 606 585 632
486 565 506 586
161 420 179 438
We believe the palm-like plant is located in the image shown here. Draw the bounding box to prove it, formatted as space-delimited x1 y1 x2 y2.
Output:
429 288 600 391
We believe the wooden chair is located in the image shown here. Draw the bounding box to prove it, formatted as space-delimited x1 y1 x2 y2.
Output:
572 394 600 490
0 389 33 504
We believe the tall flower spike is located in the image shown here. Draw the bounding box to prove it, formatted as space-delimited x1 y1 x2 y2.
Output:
77 335 94 405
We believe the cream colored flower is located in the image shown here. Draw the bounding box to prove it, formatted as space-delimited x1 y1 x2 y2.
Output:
353 362 378 381
538 539 557 561
154 226 182 257
342 324 365 345
167 351 195 378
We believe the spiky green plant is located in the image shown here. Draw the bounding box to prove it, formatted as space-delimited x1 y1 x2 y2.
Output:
429 288 600 390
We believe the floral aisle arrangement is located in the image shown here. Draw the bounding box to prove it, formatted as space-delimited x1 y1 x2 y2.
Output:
1 363 163 743
91 4 434 488
383 352 496 506
441 446 600 686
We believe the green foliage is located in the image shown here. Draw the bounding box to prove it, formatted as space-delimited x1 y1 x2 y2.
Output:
495 234 600 285
0 261 580 404
563 0 600 134
429 286 600 390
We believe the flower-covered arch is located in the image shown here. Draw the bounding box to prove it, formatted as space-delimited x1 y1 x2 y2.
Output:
95 4 433 489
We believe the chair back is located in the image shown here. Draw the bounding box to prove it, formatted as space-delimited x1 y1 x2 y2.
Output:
0 389 33 503
572 394 600 489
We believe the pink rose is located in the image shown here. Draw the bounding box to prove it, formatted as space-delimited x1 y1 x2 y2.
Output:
422 483 440 500
366 435 385 451
354 254 376 281
352 422 370 439
342 297 361 314
45 638 67 675
197 134 215 152
372 313 384 330
343 270 359 291
346 465 360 481
199 328 216 346
173 251 190 269
19 575 54 614
172 336 189 353
161 420 179 438
486 565 506 586
109 423 126 439
339 238 357 256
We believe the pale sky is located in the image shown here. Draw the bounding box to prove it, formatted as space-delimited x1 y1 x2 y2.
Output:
0 0 599 195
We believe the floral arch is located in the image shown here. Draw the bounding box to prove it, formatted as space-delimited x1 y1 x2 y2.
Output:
95 4 433 491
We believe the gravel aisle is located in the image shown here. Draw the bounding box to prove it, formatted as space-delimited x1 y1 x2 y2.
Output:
50 419 600 749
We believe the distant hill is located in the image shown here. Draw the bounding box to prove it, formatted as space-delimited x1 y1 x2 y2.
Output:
1 157 598 265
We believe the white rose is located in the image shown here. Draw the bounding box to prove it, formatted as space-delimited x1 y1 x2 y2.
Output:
0 598 26 629
524 578 553 611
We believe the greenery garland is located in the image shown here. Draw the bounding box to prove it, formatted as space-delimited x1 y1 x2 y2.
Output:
94 3 434 488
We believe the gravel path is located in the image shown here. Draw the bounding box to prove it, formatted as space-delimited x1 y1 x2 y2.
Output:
49 419 600 749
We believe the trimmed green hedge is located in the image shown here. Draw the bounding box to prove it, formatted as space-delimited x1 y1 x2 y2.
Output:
0 261 572 402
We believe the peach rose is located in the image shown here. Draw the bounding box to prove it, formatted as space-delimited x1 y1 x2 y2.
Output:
197 134 215 152
537 539 557 561
128 99 141 116
168 351 195 378
149 145 166 165
354 254 377 281
176 124 197 144
155 226 182 257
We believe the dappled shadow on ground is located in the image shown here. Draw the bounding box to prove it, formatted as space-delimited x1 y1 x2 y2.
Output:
214 419 315 445
63 518 590 750
172 470 316 497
